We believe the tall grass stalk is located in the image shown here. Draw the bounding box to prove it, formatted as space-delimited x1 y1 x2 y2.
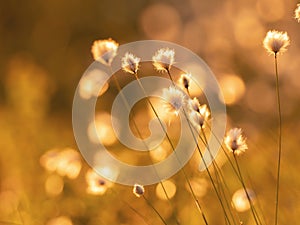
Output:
233 154 262 225
110 72 180 225
186 76 240 178
143 195 168 225
166 69 234 225
182 108 232 225
133 72 209 225
274 53 282 225
202 117 263 225
246 173 268 225
203 124 263 224
110 189 151 225
262 30 289 225
199 127 241 225
185 76 262 224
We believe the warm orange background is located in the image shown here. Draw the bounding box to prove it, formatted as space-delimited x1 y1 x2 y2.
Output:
0 0 299 224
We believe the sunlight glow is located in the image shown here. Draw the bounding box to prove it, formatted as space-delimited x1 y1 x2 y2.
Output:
232 188 256 212
156 180 177 200
219 74 245 105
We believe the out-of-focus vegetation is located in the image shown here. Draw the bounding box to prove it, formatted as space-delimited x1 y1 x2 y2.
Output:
0 0 300 224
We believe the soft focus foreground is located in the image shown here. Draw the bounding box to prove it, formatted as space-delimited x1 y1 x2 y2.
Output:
0 0 300 225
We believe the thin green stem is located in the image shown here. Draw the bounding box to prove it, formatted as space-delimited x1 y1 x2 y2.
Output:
185 79 240 224
110 189 151 225
274 53 282 225
143 196 168 225
167 69 233 224
206 123 239 177
134 73 208 225
202 123 261 225
233 154 261 225
111 72 180 225
185 73 242 184
122 199 152 225
182 109 231 225
184 172 209 225
185 75 240 179
200 127 240 225
126 204 151 225
166 69 173 83
246 172 267 225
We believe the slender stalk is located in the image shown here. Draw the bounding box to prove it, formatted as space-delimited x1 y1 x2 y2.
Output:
126 203 152 225
110 189 151 225
246 172 267 225
110 72 180 225
133 73 209 225
176 67 261 224
233 154 261 225
200 127 239 225
207 124 239 177
185 88 231 220
182 108 231 225
143 196 168 225
167 69 233 224
200 127 223 187
184 172 209 225
202 122 261 225
185 91 240 223
203 124 262 225
186 75 240 179
190 119 243 224
122 199 152 225
200 117 260 225
274 53 282 225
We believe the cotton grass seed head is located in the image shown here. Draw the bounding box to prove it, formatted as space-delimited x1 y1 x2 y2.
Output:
199 104 210 125
91 38 119 66
179 73 191 91
295 4 300 22
188 97 201 112
133 184 145 197
162 86 186 116
224 128 248 155
121 52 140 75
152 48 175 72
190 104 210 129
263 30 290 55
85 169 113 195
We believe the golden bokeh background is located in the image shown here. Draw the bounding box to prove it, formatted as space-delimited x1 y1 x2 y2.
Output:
0 0 300 224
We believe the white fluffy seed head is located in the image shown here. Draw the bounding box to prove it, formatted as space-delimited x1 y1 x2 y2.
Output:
263 30 290 55
189 104 210 129
162 86 186 116
121 52 140 74
91 38 119 66
224 128 248 155
152 48 175 72
188 97 201 112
